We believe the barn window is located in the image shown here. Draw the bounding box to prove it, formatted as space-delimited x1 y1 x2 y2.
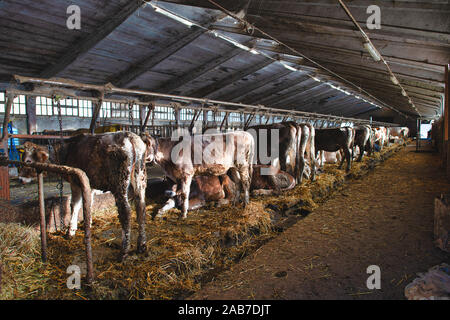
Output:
180 108 196 121
154 106 175 121
78 100 93 118
0 92 5 113
11 95 27 115
36 96 53 116
100 102 112 118
229 112 241 124
53 98 79 117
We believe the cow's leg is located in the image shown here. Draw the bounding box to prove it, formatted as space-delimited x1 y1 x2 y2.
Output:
298 155 305 184
135 178 147 254
338 150 345 169
238 166 251 206
114 192 132 261
228 168 242 205
179 175 193 219
68 184 82 237
344 148 352 171
357 145 364 162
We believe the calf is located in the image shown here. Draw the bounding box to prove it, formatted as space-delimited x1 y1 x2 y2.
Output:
354 125 373 162
22 132 153 260
315 127 354 172
145 131 254 219
155 165 295 215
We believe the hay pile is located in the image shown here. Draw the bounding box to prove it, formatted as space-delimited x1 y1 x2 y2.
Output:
2 143 403 300
0 223 50 299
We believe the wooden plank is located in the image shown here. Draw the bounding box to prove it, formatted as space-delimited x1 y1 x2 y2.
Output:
112 26 208 87
39 1 143 78
187 57 275 98
216 68 292 102
154 43 246 94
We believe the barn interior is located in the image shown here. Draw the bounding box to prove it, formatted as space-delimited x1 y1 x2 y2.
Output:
0 0 449 301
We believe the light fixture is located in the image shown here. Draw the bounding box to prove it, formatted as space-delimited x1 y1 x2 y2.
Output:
401 89 407 97
280 61 298 72
311 76 321 82
363 42 381 62
390 76 399 85
151 5 196 28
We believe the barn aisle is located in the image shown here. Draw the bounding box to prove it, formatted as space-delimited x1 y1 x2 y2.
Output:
189 145 450 300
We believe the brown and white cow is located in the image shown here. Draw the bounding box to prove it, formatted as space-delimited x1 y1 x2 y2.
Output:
21 132 153 260
314 127 354 172
389 127 409 144
144 130 254 219
373 127 389 150
246 122 316 184
246 122 298 180
353 125 373 162
154 165 295 215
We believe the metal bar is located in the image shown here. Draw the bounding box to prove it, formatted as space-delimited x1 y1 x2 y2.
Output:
12 75 400 127
0 158 94 284
38 172 47 262
9 134 71 140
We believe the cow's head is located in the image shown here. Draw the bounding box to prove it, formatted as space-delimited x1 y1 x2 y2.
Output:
22 141 49 164
18 142 49 184
140 132 157 163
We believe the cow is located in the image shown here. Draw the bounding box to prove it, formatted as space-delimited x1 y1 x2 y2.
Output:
283 121 317 183
21 132 153 260
246 122 316 184
247 122 298 181
389 127 409 144
144 130 254 219
353 125 373 162
154 165 296 216
372 127 388 151
314 127 354 172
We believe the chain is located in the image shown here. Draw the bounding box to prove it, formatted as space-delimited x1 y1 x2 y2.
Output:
54 97 65 232
128 103 134 132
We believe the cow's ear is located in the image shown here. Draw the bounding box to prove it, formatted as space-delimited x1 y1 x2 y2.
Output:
36 150 49 163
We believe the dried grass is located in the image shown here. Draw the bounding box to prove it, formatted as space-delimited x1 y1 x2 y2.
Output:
0 223 49 299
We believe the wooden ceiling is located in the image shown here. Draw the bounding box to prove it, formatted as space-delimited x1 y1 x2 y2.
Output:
0 0 448 120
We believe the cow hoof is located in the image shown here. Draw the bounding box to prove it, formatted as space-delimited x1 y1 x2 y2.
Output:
119 253 129 263
64 231 75 240
137 243 147 254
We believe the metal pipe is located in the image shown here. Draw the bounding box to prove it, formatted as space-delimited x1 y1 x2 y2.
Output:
11 75 400 128
38 172 47 262
0 158 94 284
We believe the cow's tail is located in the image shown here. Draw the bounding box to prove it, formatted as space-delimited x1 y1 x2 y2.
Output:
248 132 255 182
308 124 317 180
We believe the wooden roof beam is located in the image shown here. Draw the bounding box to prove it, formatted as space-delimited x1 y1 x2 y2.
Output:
154 42 250 94
187 57 275 98
39 1 143 78
215 68 293 102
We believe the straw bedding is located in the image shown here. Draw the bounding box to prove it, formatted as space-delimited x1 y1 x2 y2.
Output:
0 144 403 299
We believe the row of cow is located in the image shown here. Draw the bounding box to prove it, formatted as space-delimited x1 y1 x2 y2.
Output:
18 122 409 260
